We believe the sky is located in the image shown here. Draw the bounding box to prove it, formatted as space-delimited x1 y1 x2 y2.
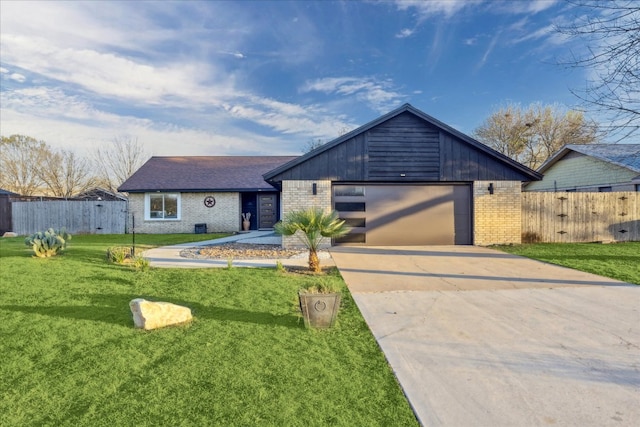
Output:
0 0 611 157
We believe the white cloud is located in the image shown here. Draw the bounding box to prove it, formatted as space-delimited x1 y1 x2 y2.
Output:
302 77 405 113
9 73 25 82
396 28 415 38
0 67 8 74
394 0 474 19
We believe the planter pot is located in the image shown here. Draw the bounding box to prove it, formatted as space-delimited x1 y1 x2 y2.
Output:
299 292 341 329
242 220 250 231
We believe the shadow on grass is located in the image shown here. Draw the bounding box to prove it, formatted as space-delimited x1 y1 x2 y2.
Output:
0 293 301 329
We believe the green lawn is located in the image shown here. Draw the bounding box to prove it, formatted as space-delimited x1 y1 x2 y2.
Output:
496 242 640 285
0 235 418 427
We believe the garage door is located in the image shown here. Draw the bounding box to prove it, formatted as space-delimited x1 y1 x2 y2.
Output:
333 184 471 245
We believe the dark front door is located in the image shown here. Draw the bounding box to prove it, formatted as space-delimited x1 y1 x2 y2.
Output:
258 194 277 229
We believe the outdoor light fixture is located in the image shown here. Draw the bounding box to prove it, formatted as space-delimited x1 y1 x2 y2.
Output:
488 183 494 195
312 182 317 195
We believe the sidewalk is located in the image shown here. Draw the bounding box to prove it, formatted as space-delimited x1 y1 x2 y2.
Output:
141 231 333 269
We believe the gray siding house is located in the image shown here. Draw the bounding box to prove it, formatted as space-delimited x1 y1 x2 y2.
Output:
120 104 541 245
525 144 640 192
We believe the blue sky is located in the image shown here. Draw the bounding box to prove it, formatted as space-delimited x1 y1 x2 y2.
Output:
0 0 601 156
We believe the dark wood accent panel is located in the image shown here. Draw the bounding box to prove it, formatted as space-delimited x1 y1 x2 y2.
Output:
267 110 536 183
439 133 530 181
367 112 440 180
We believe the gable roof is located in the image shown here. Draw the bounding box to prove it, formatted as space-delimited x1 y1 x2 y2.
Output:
0 188 19 196
538 144 640 174
118 156 297 193
264 103 541 182
72 187 128 201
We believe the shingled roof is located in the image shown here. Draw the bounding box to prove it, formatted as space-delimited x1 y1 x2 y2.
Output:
538 144 640 174
118 156 297 192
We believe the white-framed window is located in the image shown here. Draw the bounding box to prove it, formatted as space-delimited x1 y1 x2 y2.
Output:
145 193 181 220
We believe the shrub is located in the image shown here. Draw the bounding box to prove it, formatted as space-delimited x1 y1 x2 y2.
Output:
106 246 132 264
24 228 72 258
131 255 150 271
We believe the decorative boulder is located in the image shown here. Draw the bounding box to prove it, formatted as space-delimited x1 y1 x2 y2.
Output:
129 298 193 330
2 232 18 238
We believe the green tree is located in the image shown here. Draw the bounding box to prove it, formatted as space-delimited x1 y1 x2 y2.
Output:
275 208 349 273
473 103 599 170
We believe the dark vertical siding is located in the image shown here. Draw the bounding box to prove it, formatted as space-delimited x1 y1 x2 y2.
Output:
439 133 526 181
366 113 440 180
268 110 535 183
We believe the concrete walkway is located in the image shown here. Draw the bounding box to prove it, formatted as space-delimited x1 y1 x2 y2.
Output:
141 231 333 268
330 246 640 427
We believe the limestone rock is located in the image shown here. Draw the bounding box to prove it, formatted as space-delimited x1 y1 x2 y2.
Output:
129 298 192 330
2 232 18 238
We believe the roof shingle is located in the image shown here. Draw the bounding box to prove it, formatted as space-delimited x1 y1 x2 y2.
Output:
118 156 297 192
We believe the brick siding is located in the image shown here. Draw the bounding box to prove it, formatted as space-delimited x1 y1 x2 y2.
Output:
127 192 240 234
473 181 522 245
280 180 332 249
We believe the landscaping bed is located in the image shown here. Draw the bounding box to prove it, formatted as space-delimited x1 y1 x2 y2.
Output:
180 242 306 259
0 234 418 427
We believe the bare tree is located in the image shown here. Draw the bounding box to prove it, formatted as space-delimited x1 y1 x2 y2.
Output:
37 149 97 198
556 1 640 140
303 138 326 153
0 135 50 196
473 103 599 170
93 136 149 192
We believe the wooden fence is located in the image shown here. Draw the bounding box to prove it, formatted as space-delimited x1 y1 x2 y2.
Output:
522 192 639 243
12 200 127 235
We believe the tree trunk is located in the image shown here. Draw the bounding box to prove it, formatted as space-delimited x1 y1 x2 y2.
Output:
308 249 320 273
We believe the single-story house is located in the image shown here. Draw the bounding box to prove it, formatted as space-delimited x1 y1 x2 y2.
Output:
118 156 297 234
525 144 640 193
119 104 541 246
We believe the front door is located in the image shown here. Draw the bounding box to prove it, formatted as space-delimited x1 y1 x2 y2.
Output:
258 194 277 229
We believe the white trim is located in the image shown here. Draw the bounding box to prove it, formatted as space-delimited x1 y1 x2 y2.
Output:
144 192 181 220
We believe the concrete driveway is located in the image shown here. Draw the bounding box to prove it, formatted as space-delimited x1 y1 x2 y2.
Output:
330 246 640 427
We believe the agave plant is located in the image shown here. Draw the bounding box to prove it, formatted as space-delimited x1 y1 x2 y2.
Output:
24 227 72 258
274 207 349 273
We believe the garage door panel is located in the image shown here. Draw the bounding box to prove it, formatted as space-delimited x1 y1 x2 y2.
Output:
366 186 455 245
334 184 471 246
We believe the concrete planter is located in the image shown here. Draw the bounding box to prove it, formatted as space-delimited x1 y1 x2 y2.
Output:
299 292 341 329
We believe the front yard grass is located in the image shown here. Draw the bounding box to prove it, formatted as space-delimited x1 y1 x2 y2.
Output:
496 242 640 285
0 235 418 427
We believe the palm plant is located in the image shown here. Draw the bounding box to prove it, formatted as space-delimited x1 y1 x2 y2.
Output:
274 207 349 273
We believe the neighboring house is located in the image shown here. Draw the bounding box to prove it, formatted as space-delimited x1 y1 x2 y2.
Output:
73 187 128 201
525 144 640 192
120 104 541 245
118 156 296 234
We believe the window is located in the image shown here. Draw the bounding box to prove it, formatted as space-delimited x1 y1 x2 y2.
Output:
598 186 612 193
334 185 365 197
145 193 180 220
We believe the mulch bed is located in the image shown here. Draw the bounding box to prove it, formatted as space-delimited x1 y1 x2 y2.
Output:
180 243 306 260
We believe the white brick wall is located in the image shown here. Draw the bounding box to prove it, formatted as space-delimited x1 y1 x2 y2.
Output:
280 180 332 249
473 181 522 245
128 192 240 234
